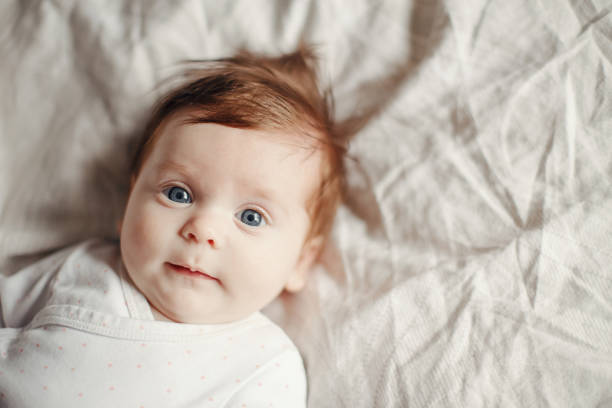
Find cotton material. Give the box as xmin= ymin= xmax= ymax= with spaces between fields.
xmin=0 ymin=240 xmax=306 ymax=407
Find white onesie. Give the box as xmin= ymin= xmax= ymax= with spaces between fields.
xmin=0 ymin=240 xmax=306 ymax=407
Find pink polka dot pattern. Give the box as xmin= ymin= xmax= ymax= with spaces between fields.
xmin=0 ymin=240 xmax=306 ymax=406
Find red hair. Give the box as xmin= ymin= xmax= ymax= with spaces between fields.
xmin=131 ymin=46 xmax=346 ymax=247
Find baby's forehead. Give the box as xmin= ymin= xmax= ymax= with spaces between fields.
xmin=151 ymin=116 xmax=324 ymax=177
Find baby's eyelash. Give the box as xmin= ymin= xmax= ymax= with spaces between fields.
xmin=237 ymin=204 xmax=273 ymax=226
xmin=236 ymin=208 xmax=266 ymax=227
xmin=163 ymin=186 xmax=192 ymax=204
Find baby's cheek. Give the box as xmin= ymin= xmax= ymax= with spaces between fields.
xmin=124 ymin=203 xmax=162 ymax=258
xmin=274 ymin=232 xmax=304 ymax=265
xmin=254 ymin=235 xmax=303 ymax=283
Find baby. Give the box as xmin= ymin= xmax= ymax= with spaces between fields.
xmin=0 ymin=47 xmax=345 ymax=407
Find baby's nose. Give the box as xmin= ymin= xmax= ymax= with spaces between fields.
xmin=179 ymin=214 xmax=224 ymax=249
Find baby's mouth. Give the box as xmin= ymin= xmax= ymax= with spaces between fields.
xmin=165 ymin=262 xmax=220 ymax=284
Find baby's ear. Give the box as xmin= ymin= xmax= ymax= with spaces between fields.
xmin=285 ymin=236 xmax=324 ymax=293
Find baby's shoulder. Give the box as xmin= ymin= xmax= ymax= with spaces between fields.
xmin=220 ymin=314 xmax=307 ymax=406
xmin=0 ymin=238 xmax=121 ymax=328
xmin=234 ymin=312 xmax=299 ymax=349
xmin=231 ymin=313 xmax=305 ymax=371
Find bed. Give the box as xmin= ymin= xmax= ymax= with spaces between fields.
xmin=1 ymin=1 xmax=611 ymax=406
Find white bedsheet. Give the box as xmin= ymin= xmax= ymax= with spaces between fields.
xmin=1 ymin=1 xmax=611 ymax=406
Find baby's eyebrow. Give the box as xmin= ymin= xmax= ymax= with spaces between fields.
xmin=156 ymin=161 xmax=193 ymax=178
xmin=242 ymin=183 xmax=276 ymax=203
xmin=236 ymin=178 xmax=288 ymax=216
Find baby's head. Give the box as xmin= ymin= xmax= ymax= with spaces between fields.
xmin=120 ymin=47 xmax=345 ymax=324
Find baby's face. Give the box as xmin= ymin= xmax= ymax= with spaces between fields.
xmin=120 ymin=113 xmax=322 ymax=324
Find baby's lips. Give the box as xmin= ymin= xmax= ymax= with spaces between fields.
xmin=166 ymin=262 xmax=221 ymax=283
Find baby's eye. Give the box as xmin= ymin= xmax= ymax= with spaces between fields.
xmin=238 ymin=209 xmax=266 ymax=227
xmin=163 ymin=186 xmax=192 ymax=204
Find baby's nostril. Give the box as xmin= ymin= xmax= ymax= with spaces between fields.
xmin=207 ymin=239 xmax=215 ymax=246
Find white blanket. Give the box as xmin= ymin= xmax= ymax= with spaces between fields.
xmin=1 ymin=1 xmax=611 ymax=406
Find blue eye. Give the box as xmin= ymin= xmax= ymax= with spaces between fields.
xmin=164 ymin=186 xmax=192 ymax=204
xmin=239 ymin=209 xmax=265 ymax=227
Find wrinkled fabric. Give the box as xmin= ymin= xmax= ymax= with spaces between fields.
xmin=1 ymin=1 xmax=611 ymax=407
